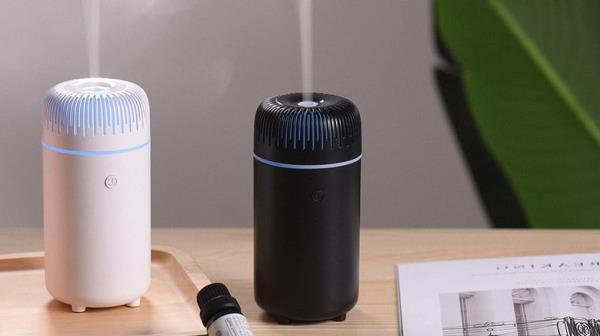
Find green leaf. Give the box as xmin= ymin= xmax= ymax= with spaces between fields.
xmin=437 ymin=0 xmax=600 ymax=228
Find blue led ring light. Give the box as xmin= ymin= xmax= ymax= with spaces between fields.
xmin=253 ymin=153 xmax=361 ymax=170
xmin=42 ymin=140 xmax=150 ymax=157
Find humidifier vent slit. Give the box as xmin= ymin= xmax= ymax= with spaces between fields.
xmin=54 ymin=98 xmax=59 ymax=130
xmin=116 ymin=93 xmax=124 ymax=131
xmin=136 ymin=97 xmax=143 ymax=129
xmin=61 ymin=94 xmax=67 ymax=134
xmin=293 ymin=112 xmax=300 ymax=149
xmin=277 ymin=108 xmax=286 ymax=141
xmin=256 ymin=108 xmax=265 ymax=141
xmin=76 ymin=96 xmax=86 ymax=136
xmin=125 ymin=99 xmax=131 ymax=133
xmin=132 ymin=93 xmax=140 ymax=129
xmin=127 ymin=93 xmax=134 ymax=129
xmin=323 ymin=113 xmax=331 ymax=149
xmin=81 ymin=98 xmax=91 ymax=136
xmin=84 ymin=98 xmax=90 ymax=137
xmin=309 ymin=112 xmax=315 ymax=150
xmin=306 ymin=111 xmax=311 ymax=143
xmin=54 ymin=99 xmax=60 ymax=133
xmin=81 ymin=97 xmax=87 ymax=136
xmin=109 ymin=97 xmax=115 ymax=130
xmin=65 ymin=104 xmax=71 ymax=135
xmin=51 ymin=100 xmax=56 ymax=130
xmin=80 ymin=96 xmax=87 ymax=136
xmin=268 ymin=111 xmax=276 ymax=146
xmin=95 ymin=96 xmax=100 ymax=136
xmin=79 ymin=98 xmax=88 ymax=136
xmin=89 ymin=97 xmax=94 ymax=136
xmin=98 ymin=97 xmax=103 ymax=135
xmin=297 ymin=111 xmax=303 ymax=147
xmin=338 ymin=109 xmax=347 ymax=145
xmin=68 ymin=105 xmax=74 ymax=136
xmin=127 ymin=94 xmax=139 ymax=131
xmin=87 ymin=96 xmax=92 ymax=136
xmin=58 ymin=102 xmax=64 ymax=134
xmin=305 ymin=111 xmax=311 ymax=148
xmin=60 ymin=95 xmax=67 ymax=132
xmin=90 ymin=97 xmax=95 ymax=136
xmin=65 ymin=103 xmax=70 ymax=135
xmin=272 ymin=112 xmax=278 ymax=145
xmin=308 ymin=111 xmax=315 ymax=144
xmin=70 ymin=95 xmax=81 ymax=136
xmin=88 ymin=97 xmax=93 ymax=136
xmin=278 ymin=109 xmax=285 ymax=147
xmin=59 ymin=103 xmax=64 ymax=134
xmin=337 ymin=117 xmax=344 ymax=148
xmin=106 ymin=97 xmax=111 ymax=135
xmin=120 ymin=94 xmax=128 ymax=132
xmin=291 ymin=113 xmax=297 ymax=149
xmin=120 ymin=107 xmax=124 ymax=134
xmin=283 ymin=112 xmax=290 ymax=149
xmin=124 ymin=95 xmax=134 ymax=131
xmin=121 ymin=97 xmax=127 ymax=132
xmin=278 ymin=110 xmax=285 ymax=148
xmin=90 ymin=97 xmax=100 ymax=136
xmin=136 ymin=95 xmax=142 ymax=129
xmin=102 ymin=97 xmax=108 ymax=136
xmin=74 ymin=98 xmax=79 ymax=136
xmin=261 ymin=106 xmax=271 ymax=143
xmin=138 ymin=95 xmax=145 ymax=129
xmin=273 ymin=115 xmax=285 ymax=146
xmin=327 ymin=113 xmax=335 ymax=149
xmin=302 ymin=111 xmax=307 ymax=150
xmin=285 ymin=109 xmax=294 ymax=147
xmin=282 ymin=108 xmax=293 ymax=148
xmin=266 ymin=107 xmax=274 ymax=143
xmin=48 ymin=99 xmax=54 ymax=132
xmin=132 ymin=95 xmax=140 ymax=131
xmin=300 ymin=111 xmax=307 ymax=150
xmin=314 ymin=112 xmax=320 ymax=149
xmin=281 ymin=108 xmax=291 ymax=146
xmin=255 ymin=112 xmax=262 ymax=143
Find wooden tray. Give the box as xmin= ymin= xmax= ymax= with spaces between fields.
xmin=0 ymin=246 xmax=209 ymax=336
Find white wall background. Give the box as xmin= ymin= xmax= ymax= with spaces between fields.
xmin=0 ymin=0 xmax=488 ymax=228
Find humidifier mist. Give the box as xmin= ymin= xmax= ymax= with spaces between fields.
xmin=82 ymin=0 xmax=100 ymax=77
xmin=298 ymin=0 xmax=314 ymax=103
xmin=297 ymin=100 xmax=320 ymax=108
xmin=43 ymin=77 xmax=151 ymax=313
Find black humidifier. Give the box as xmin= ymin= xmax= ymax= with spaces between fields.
xmin=253 ymin=92 xmax=361 ymax=323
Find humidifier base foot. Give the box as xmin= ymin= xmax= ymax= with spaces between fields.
xmin=71 ymin=305 xmax=86 ymax=313
xmin=272 ymin=313 xmax=347 ymax=324
xmin=126 ymin=298 xmax=141 ymax=308
xmin=332 ymin=313 xmax=346 ymax=322
xmin=273 ymin=315 xmax=292 ymax=325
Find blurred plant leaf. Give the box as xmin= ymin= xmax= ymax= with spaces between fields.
xmin=437 ymin=0 xmax=600 ymax=228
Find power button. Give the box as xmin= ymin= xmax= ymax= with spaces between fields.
xmin=104 ymin=175 xmax=118 ymax=189
xmin=311 ymin=190 xmax=325 ymax=202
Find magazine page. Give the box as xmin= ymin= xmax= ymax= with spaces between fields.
xmin=396 ymin=253 xmax=600 ymax=336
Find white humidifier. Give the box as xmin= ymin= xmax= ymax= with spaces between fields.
xmin=42 ymin=78 xmax=151 ymax=313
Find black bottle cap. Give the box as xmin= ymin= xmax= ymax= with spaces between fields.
xmin=254 ymin=92 xmax=362 ymax=165
xmin=197 ymin=283 xmax=242 ymax=327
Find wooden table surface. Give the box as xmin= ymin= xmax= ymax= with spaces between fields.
xmin=1 ymin=228 xmax=599 ymax=335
